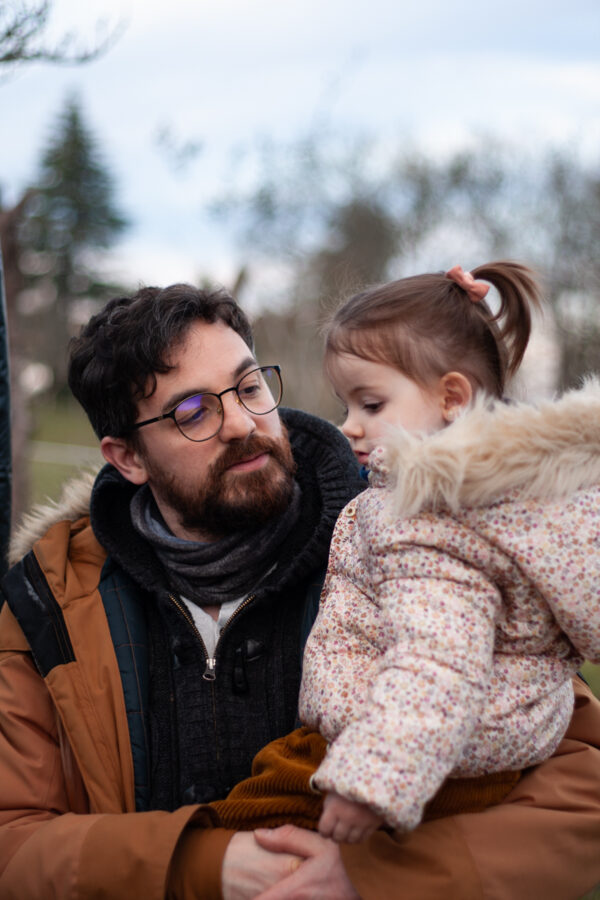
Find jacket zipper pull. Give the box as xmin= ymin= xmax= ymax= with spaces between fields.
xmin=203 ymin=657 xmax=217 ymax=681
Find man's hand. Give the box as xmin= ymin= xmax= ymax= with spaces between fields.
xmin=253 ymin=825 xmax=360 ymax=900
xmin=221 ymin=831 xmax=302 ymax=900
xmin=319 ymin=791 xmax=383 ymax=843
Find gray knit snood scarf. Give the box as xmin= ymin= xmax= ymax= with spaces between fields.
xmin=130 ymin=482 xmax=302 ymax=606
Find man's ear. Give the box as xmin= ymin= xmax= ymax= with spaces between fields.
xmin=439 ymin=372 xmax=473 ymax=423
xmin=100 ymin=436 xmax=149 ymax=485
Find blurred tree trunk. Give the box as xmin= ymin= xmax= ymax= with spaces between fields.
xmin=0 ymin=249 xmax=11 ymax=572
xmin=0 ymin=191 xmax=34 ymax=530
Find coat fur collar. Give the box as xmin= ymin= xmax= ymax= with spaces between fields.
xmin=9 ymin=470 xmax=97 ymax=567
xmin=380 ymin=378 xmax=600 ymax=517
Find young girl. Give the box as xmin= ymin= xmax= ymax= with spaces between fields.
xmin=297 ymin=260 xmax=600 ymax=842
xmin=214 ymin=260 xmax=600 ymax=846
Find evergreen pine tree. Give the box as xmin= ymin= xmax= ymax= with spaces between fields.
xmin=19 ymin=94 xmax=128 ymax=392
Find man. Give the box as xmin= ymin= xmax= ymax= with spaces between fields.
xmin=0 ymin=283 xmax=599 ymax=900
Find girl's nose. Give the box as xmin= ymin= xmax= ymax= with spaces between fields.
xmin=341 ymin=413 xmax=363 ymax=440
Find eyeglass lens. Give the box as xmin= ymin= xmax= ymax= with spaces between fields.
xmin=174 ymin=367 xmax=281 ymax=440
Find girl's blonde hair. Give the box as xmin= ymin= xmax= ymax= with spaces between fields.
xmin=324 ymin=261 xmax=541 ymax=398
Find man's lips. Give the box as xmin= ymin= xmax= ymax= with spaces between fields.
xmin=226 ymin=451 xmax=270 ymax=473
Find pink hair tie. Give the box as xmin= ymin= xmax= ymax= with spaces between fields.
xmin=446 ymin=265 xmax=489 ymax=303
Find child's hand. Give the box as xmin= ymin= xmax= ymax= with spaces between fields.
xmin=318 ymin=791 xmax=384 ymax=843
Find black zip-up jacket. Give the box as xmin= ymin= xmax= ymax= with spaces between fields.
xmin=89 ymin=407 xmax=363 ymax=810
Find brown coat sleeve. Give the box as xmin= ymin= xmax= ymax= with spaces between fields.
xmin=340 ymin=678 xmax=600 ymax=900
xmin=0 ymin=650 xmax=232 ymax=899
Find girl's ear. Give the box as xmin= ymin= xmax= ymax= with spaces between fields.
xmin=439 ymin=372 xmax=473 ymax=423
xmin=100 ymin=436 xmax=149 ymax=485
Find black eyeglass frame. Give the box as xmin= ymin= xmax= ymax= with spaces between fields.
xmin=128 ymin=365 xmax=282 ymax=443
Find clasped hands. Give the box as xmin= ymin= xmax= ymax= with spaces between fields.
xmin=222 ymin=791 xmax=381 ymax=899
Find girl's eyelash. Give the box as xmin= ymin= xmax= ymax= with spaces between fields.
xmin=363 ymin=402 xmax=383 ymax=413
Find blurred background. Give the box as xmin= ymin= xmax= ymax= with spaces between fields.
xmin=1 ymin=1 xmax=599 ymax=515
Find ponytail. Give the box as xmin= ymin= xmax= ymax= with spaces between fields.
xmin=470 ymin=261 xmax=542 ymax=380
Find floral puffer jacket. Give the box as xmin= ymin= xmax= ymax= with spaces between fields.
xmin=300 ymin=380 xmax=600 ymax=831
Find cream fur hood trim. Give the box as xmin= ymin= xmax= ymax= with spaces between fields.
xmin=9 ymin=470 xmax=97 ymax=566
xmin=382 ymin=378 xmax=600 ymax=517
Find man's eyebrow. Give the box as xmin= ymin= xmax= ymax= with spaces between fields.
xmin=161 ymin=355 xmax=258 ymax=413
xmin=233 ymin=356 xmax=258 ymax=380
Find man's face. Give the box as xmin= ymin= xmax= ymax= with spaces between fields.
xmin=130 ymin=320 xmax=295 ymax=541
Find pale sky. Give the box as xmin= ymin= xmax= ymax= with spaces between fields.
xmin=2 ymin=0 xmax=599 ymax=304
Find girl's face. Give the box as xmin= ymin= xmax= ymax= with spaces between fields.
xmin=327 ymin=353 xmax=447 ymax=466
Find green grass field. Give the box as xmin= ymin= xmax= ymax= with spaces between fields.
xmin=31 ymin=396 xmax=98 ymax=446
xmin=27 ymin=397 xmax=102 ymax=506
xmin=581 ymin=661 xmax=600 ymax=698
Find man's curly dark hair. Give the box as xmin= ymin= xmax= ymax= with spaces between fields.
xmin=68 ymin=283 xmax=254 ymax=440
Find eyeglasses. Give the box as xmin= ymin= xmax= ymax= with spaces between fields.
xmin=130 ymin=365 xmax=283 ymax=442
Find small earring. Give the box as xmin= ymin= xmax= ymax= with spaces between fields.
xmin=446 ymin=408 xmax=457 ymax=422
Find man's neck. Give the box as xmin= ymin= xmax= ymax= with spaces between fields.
xmin=153 ymin=496 xmax=217 ymax=544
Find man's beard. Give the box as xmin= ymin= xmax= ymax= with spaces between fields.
xmin=145 ymin=429 xmax=297 ymax=539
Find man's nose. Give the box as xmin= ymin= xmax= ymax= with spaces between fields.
xmin=218 ymin=391 xmax=257 ymax=442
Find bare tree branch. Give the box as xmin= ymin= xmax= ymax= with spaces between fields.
xmin=0 ymin=1 xmax=124 ymax=70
